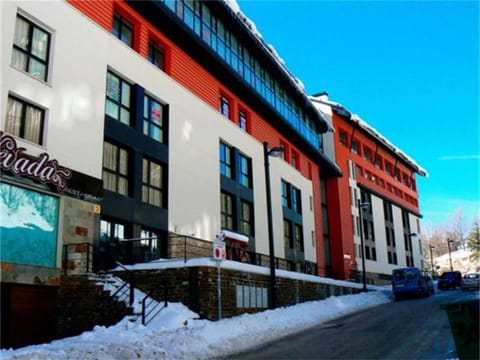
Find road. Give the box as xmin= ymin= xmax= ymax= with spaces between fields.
xmin=228 ymin=289 xmax=479 ymax=360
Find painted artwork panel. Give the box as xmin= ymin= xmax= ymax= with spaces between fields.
xmin=0 ymin=182 xmax=59 ymax=267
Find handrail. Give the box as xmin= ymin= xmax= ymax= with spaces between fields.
xmin=114 ymin=261 xmax=134 ymax=306
xmin=141 ymin=282 xmax=168 ymax=326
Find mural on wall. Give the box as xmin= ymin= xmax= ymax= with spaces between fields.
xmin=0 ymin=182 xmax=59 ymax=267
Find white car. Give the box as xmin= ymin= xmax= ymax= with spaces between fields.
xmin=461 ymin=272 xmax=480 ymax=291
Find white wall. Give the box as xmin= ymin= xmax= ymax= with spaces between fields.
xmin=1 ymin=0 xmax=106 ymax=179
xmin=1 ymin=0 xmax=318 ymax=261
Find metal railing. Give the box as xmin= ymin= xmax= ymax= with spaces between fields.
xmin=141 ymin=283 xmax=168 ymax=326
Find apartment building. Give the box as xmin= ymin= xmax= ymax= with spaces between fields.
xmin=1 ymin=0 xmax=341 ymax=346
xmin=312 ymin=93 xmax=427 ymax=284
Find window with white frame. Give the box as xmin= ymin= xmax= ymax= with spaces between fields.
xmin=5 ymin=95 xmax=45 ymax=145
xmin=11 ymin=14 xmax=51 ymax=81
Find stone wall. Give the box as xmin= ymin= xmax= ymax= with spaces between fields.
xmin=56 ymin=275 xmax=133 ymax=339
xmin=116 ymin=265 xmax=361 ymax=321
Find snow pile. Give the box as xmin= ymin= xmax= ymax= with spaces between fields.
xmin=1 ymin=291 xmax=392 ymax=359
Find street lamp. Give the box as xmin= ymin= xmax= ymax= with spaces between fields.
xmin=357 ymin=199 xmax=371 ymax=292
xmin=447 ymin=239 xmax=454 ymax=271
xmin=408 ymin=233 xmax=417 ymax=267
xmin=429 ymin=245 xmax=435 ymax=277
xmin=263 ymin=141 xmax=284 ymax=309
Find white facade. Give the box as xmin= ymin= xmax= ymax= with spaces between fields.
xmin=1 ymin=0 xmax=317 ymax=262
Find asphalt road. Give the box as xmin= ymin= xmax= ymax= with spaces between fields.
xmin=227 ymin=289 xmax=479 ymax=360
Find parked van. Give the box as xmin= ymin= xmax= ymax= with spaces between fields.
xmin=392 ymin=267 xmax=435 ymax=300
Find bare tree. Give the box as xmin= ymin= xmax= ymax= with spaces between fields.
xmin=446 ymin=208 xmax=467 ymax=249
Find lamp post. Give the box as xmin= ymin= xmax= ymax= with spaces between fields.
xmin=447 ymin=239 xmax=454 ymax=271
xmin=408 ymin=233 xmax=417 ymax=267
xmin=263 ymin=141 xmax=284 ymax=309
xmin=429 ymin=245 xmax=435 ymax=277
xmin=357 ymin=199 xmax=370 ymax=292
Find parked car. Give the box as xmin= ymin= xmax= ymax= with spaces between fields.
xmin=392 ymin=267 xmax=435 ymax=300
xmin=461 ymin=272 xmax=480 ymax=291
xmin=438 ymin=271 xmax=462 ymax=290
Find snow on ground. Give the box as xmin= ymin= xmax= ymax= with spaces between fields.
xmin=1 ymin=289 xmax=392 ymax=360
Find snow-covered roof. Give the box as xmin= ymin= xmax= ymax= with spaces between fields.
xmin=310 ymin=95 xmax=428 ymax=177
xmin=222 ymin=0 xmax=327 ymax=129
xmin=350 ymin=113 xmax=428 ymax=177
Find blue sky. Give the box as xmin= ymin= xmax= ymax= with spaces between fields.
xmin=237 ymin=0 xmax=479 ymax=231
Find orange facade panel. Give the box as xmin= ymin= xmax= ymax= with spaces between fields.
xmin=67 ymin=0 xmax=327 ymax=271
xmin=333 ymin=113 xmax=420 ymax=213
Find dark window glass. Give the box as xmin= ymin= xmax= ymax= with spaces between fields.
xmin=112 ymin=13 xmax=133 ymax=47
xmin=11 ymin=14 xmax=50 ymax=81
xmin=148 ymin=40 xmax=166 ymax=71
xmin=5 ymin=95 xmax=44 ymax=145
xmin=339 ymin=131 xmax=347 ymax=145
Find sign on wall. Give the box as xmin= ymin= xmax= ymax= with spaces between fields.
xmin=0 ymin=182 xmax=59 ymax=267
xmin=0 ymin=132 xmax=72 ymax=191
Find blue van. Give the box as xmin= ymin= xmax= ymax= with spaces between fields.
xmin=392 ymin=267 xmax=435 ymax=300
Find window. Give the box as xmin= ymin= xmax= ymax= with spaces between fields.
xmin=112 ymin=13 xmax=133 ymax=47
xmin=281 ymin=180 xmax=301 ymax=214
xmin=291 ymin=150 xmax=299 ymax=170
xmin=220 ymin=95 xmax=230 ymax=119
xmin=385 ymin=161 xmax=393 ymax=176
xmin=363 ymin=147 xmax=372 ymax=162
xmin=238 ymin=153 xmax=252 ymax=188
xmin=238 ymin=109 xmax=248 ymax=131
xmin=339 ymin=130 xmax=347 ymax=145
xmin=140 ymin=228 xmax=160 ymax=261
xmin=291 ymin=187 xmax=302 ymax=214
xmin=375 ymin=155 xmax=383 ymax=169
xmin=284 ymin=219 xmax=293 ymax=249
xmin=351 ymin=139 xmax=359 ymax=154
xmin=143 ymin=94 xmax=164 ymax=143
xmin=100 ymin=219 xmax=126 ymax=244
xmin=103 ymin=141 xmax=129 ymax=196
xmin=142 ymin=158 xmax=163 ymax=207
xmin=294 ymin=224 xmax=304 ymax=252
xmin=219 ymin=142 xmax=233 ymax=179
xmin=148 ymin=39 xmax=166 ymax=71
xmin=5 ymin=95 xmax=45 ymax=145
xmin=281 ymin=181 xmax=290 ymax=208
xmin=105 ymin=71 xmax=131 ymax=125
xmin=220 ymin=192 xmax=234 ymax=230
xmin=219 ymin=142 xmax=252 ymax=187
xmin=11 ymin=14 xmax=50 ymax=81
xmin=240 ymin=200 xmax=253 ymax=236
